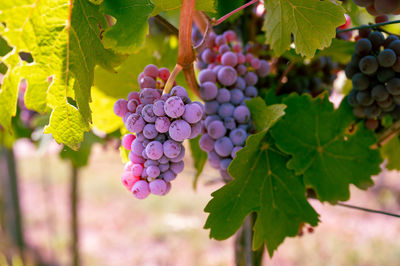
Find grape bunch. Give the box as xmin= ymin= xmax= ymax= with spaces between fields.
xmin=113 ymin=65 xmax=204 ymax=199
xmin=345 ymin=29 xmax=400 ymax=129
xmin=352 ymin=0 xmax=400 ymax=15
xmin=196 ymin=30 xmax=270 ymax=180
xmin=268 ymin=56 xmax=339 ymax=97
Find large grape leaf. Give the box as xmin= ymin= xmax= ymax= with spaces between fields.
xmin=262 ymin=0 xmax=345 ymax=57
xmin=0 ymin=0 xmax=120 ymax=149
xmin=205 ymin=98 xmax=319 ymax=256
xmin=381 ymin=136 xmax=400 ymax=171
xmin=151 ymin=0 xmax=215 ymax=15
xmin=271 ymin=94 xmax=383 ymax=203
xmin=100 ymin=0 xmax=154 ymax=53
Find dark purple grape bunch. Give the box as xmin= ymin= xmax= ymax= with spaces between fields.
xmin=352 ymin=0 xmax=400 ymax=16
xmin=113 ymin=64 xmax=204 ymax=199
xmin=197 ymin=30 xmax=270 ymax=180
xmin=345 ymin=29 xmax=400 ymax=129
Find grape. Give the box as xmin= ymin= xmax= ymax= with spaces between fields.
xmin=162 ymin=170 xmax=176 ymax=182
xmin=244 ymin=72 xmax=258 ymax=86
xmin=345 ymin=64 xmax=358 ymax=79
xmin=163 ymin=140 xmax=182 ymax=159
xmin=217 ymin=88 xmax=231 ymax=103
xmin=392 ymin=57 xmax=400 ymax=72
xmin=183 ymin=103 xmax=203 ymax=124
xmin=164 ymin=96 xmax=185 ymax=118
xmin=229 ymin=128 xmax=247 ymax=146
xmin=377 ymin=96 xmax=393 ymax=108
xmin=171 ymin=86 xmax=189 ymax=99
xmin=169 ymin=120 xmax=191 ymax=142
xmin=217 ymin=66 xmax=238 ymax=86
xmin=205 ymin=101 xmax=219 ymax=115
xmin=236 ymin=64 xmax=247 ymax=76
xmin=145 ymin=141 xmax=163 ymax=160
xmin=207 ymin=120 xmax=227 ymax=139
xmin=365 ymin=119 xmax=379 ymax=130
xmin=189 ymin=122 xmax=202 ymax=139
xmin=159 ymin=163 xmax=169 ymax=173
xmin=364 ymin=104 xmax=381 ymax=118
xmin=170 ymin=147 xmax=186 ymax=163
xmin=200 ymin=134 xmax=215 ymax=152
xmin=154 ymin=116 xmax=170 ymax=133
xmin=200 ymin=82 xmax=218 ymax=101
xmin=256 ymin=60 xmax=270 ymax=77
xmin=369 ymin=31 xmax=385 ymax=49
xmin=347 ymin=90 xmax=360 ymax=107
xmin=221 ymin=52 xmax=238 ymax=67
xmin=126 ymin=113 xmax=145 ymax=133
xmin=147 ymin=165 xmax=161 ymax=178
xmin=153 ymin=100 xmax=165 ymax=116
xmin=132 ymin=164 xmax=143 ymax=176
xmin=214 ymin=137 xmax=234 ymax=157
xmin=143 ymin=124 xmax=158 ymax=139
xmin=141 ymin=104 xmax=156 ymax=123
xmin=158 ymin=68 xmax=170 ymax=81
xmin=389 ymin=40 xmax=400 ymax=55
xmin=140 ymin=88 xmax=160 ymax=104
xmin=378 ymin=49 xmax=397 ymax=67
xmin=208 ymin=151 xmax=222 ymax=169
xmin=384 ymin=35 xmax=399 ymax=48
xmin=132 ymin=180 xmax=150 ymax=199
xmin=205 ymin=115 xmax=221 ymax=128
xmin=352 ymin=0 xmax=373 ymax=7
xmin=387 ymin=78 xmax=400 ymax=95
xmin=218 ymin=103 xmax=235 ymax=117
xmin=230 ymin=89 xmax=244 ymax=105
xmin=149 ymin=179 xmax=167 ymax=195
xmin=122 ymin=134 xmax=135 ymax=150
xmin=139 ymin=76 xmax=157 ymax=89
xmin=377 ymin=68 xmax=395 ymax=82
xmin=359 ymin=55 xmax=378 ymax=74
xmin=199 ymin=69 xmax=217 ymax=83
xmin=233 ymin=105 xmax=251 ymax=123
xmin=219 ymin=44 xmax=231 ymax=54
xmin=215 ymin=35 xmax=227 ymax=46
xmin=359 ymin=27 xmax=372 ymax=38
xmin=144 ymin=64 xmax=159 ymax=78
xmin=251 ymin=58 xmax=261 ymax=69
xmin=353 ymin=106 xmax=366 ymax=118
xmin=201 ymin=48 xmax=216 ymax=63
xmin=113 ymin=99 xmax=128 ymax=117
xmin=245 ymin=86 xmax=258 ymax=97
xmin=371 ymin=85 xmax=389 ymax=101
xmin=356 ymin=91 xmax=374 ymax=106
xmin=355 ymin=38 xmax=372 ymax=55
xmin=121 ymin=172 xmax=138 ymax=190
xmin=352 ymin=73 xmax=370 ymax=91
xmin=170 ymin=161 xmax=184 ymax=175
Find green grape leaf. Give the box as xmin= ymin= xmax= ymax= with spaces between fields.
xmin=381 ymin=136 xmax=400 ymax=171
xmin=271 ymin=94 xmax=383 ymax=203
xmin=262 ymin=0 xmax=345 ymax=57
xmin=205 ymin=99 xmax=319 ymax=257
xmin=0 ymin=0 xmax=121 ymax=149
xmin=100 ymin=0 xmax=154 ymax=53
xmin=189 ymin=136 xmax=207 ymax=189
xmin=44 ymin=105 xmax=90 ymax=151
xmin=214 ymin=0 xmax=245 ymax=17
xmin=60 ymin=132 xmax=103 ymax=168
xmin=151 ymin=0 xmax=215 ymax=15
xmin=317 ymin=39 xmax=356 ymax=64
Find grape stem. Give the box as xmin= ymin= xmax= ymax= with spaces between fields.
xmin=371 ymin=120 xmax=400 ymax=149
xmin=336 ymin=19 xmax=400 ymax=34
xmin=164 ymin=64 xmax=183 ymax=94
xmin=212 ymin=0 xmax=259 ymax=26
xmin=193 ymin=11 xmax=208 ymax=35
xmin=275 ymin=61 xmax=296 ymax=95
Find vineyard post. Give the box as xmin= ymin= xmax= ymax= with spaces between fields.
xmin=70 ymin=164 xmax=80 ymax=266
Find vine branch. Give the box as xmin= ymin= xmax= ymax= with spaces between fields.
xmin=371 ymin=120 xmax=400 ymax=149
xmin=154 ymin=15 xmax=179 ymax=36
xmin=275 ymin=61 xmax=295 ymax=95
xmin=212 ymin=0 xmax=259 ymax=26
xmin=336 ymin=19 xmax=400 ymax=34
xmin=336 ymin=202 xmax=400 ymax=218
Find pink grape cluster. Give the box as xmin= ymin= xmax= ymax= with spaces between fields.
xmin=114 ymin=65 xmax=204 ymax=199
xmin=197 ymin=30 xmax=270 ymax=180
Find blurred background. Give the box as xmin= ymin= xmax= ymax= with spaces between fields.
xmin=1 ymin=138 xmax=400 ymax=266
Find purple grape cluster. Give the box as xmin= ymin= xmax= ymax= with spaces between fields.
xmin=114 ymin=65 xmax=204 ymax=199
xmin=345 ymin=29 xmax=400 ymax=129
xmin=197 ymin=30 xmax=270 ymax=180
xmin=352 ymin=0 xmax=400 ymax=16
